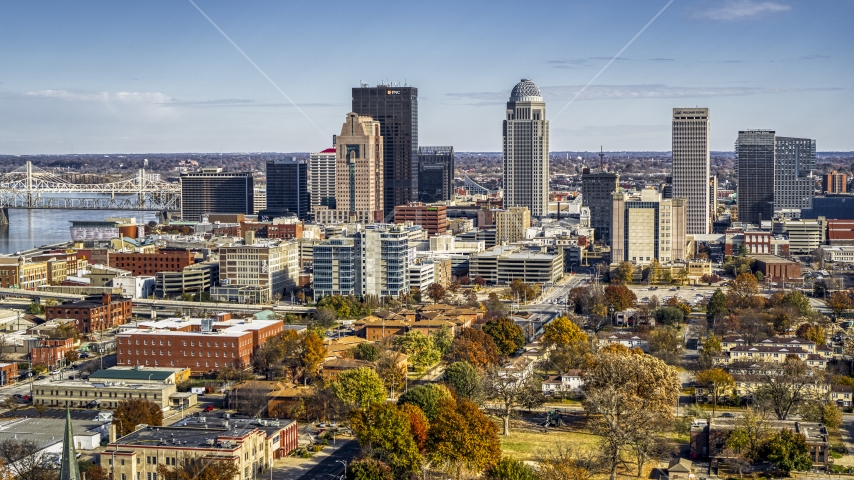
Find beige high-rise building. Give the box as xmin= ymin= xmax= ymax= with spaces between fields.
xmin=496 ymin=206 xmax=531 ymax=244
xmin=611 ymin=189 xmax=687 ymax=266
xmin=503 ymin=79 xmax=549 ymax=218
xmin=672 ymin=108 xmax=710 ymax=234
xmin=314 ymin=113 xmax=384 ymax=224
xmin=309 ymin=148 xmax=337 ymax=210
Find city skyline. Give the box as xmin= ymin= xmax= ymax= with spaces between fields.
xmin=0 ymin=1 xmax=851 ymax=154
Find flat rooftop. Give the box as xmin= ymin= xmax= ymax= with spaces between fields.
xmin=34 ymin=379 xmax=174 ymax=391
xmin=114 ymin=416 xmax=295 ymax=448
xmin=0 ymin=416 xmax=108 ymax=450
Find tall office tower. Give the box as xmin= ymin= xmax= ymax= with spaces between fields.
xmin=180 ymin=168 xmax=254 ymax=221
xmin=709 ymin=175 xmax=719 ymax=224
xmin=352 ymin=84 xmax=418 ymax=216
xmin=418 ymin=146 xmax=454 ymax=202
xmin=581 ymin=169 xmax=620 ymax=244
xmin=736 ymin=130 xmax=776 ymax=225
xmin=265 ymin=158 xmax=310 ymax=220
xmin=672 ymin=108 xmax=711 ymax=234
xmin=309 ymin=148 xmax=337 ymax=210
xmin=774 ymin=137 xmax=816 ymax=211
xmin=503 ymin=79 xmax=549 ymax=217
xmin=611 ymin=189 xmax=687 ymax=265
xmin=314 ymin=113 xmax=384 ymax=224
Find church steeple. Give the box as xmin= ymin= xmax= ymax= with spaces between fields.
xmin=59 ymin=408 xmax=81 ymax=480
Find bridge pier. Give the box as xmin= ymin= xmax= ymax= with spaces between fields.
xmin=0 ymin=208 xmax=7 ymax=226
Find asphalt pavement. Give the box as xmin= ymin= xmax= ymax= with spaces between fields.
xmin=275 ymin=440 xmax=359 ymax=480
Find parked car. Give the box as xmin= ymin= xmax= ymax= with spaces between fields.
xmin=204 ymin=405 xmax=214 ymax=412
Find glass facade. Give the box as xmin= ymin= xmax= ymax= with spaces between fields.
xmin=265 ymin=158 xmax=310 ymax=220
xmin=418 ymin=146 xmax=454 ymax=203
xmin=736 ymin=130 xmax=776 ymax=224
xmin=351 ymin=86 xmax=418 ymax=215
xmin=180 ymin=171 xmax=254 ymax=221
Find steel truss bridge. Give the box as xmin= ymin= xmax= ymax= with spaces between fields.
xmin=0 ymin=161 xmax=181 ymax=212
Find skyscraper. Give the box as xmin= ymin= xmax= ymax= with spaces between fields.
xmin=310 ymin=148 xmax=337 ymax=211
xmin=265 ymin=158 xmax=309 ymax=220
xmin=503 ymin=79 xmax=549 ymax=218
xmin=611 ymin=189 xmax=687 ymax=265
xmin=774 ymin=136 xmax=816 ymax=211
xmin=581 ymin=169 xmax=620 ymax=244
xmin=314 ymin=113 xmax=384 ymax=224
xmin=736 ymin=130 xmax=776 ymax=224
xmin=352 ymin=84 xmax=418 ymax=216
xmin=672 ymin=108 xmax=711 ymax=234
xmin=180 ymin=168 xmax=254 ymax=221
xmin=418 ymin=146 xmax=454 ymax=202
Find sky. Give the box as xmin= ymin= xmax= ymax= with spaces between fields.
xmin=0 ymin=0 xmax=851 ymax=154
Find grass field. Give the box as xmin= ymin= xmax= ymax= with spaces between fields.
xmin=498 ymin=423 xmax=601 ymax=461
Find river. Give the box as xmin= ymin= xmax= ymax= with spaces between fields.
xmin=0 ymin=208 xmax=156 ymax=254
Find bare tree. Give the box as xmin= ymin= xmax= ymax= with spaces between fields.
xmin=482 ymin=367 xmax=545 ymax=436
xmin=0 ymin=439 xmax=55 ymax=480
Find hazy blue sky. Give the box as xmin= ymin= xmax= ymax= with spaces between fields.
xmin=0 ymin=0 xmax=850 ymax=154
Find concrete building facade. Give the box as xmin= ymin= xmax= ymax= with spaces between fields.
xmin=611 ymin=189 xmax=687 ymax=266
xmin=774 ymin=136 xmax=816 ymax=212
xmin=672 ymin=108 xmax=711 ymax=234
xmin=314 ymin=113 xmax=384 ymax=224
xmin=503 ymin=79 xmax=549 ymax=218
xmin=309 ymin=148 xmax=337 ymax=210
xmin=495 ymin=207 xmax=531 ymax=245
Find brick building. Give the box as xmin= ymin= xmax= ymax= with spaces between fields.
xmin=828 ymin=220 xmax=854 ymax=245
xmin=394 ymin=203 xmax=448 ymax=236
xmin=108 ymin=249 xmax=195 ymax=276
xmin=30 ymin=338 xmax=75 ymax=368
xmin=823 ymin=171 xmax=848 ymax=194
xmin=116 ymin=316 xmax=285 ymax=374
xmin=752 ymin=254 xmax=802 ymax=281
xmin=0 ymin=257 xmax=49 ymax=289
xmin=45 ymin=293 xmax=133 ymax=334
xmin=0 ymin=363 xmax=17 ymax=386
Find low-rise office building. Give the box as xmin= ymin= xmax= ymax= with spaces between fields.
xmin=32 ymin=379 xmax=179 ymax=409
xmin=45 ymin=293 xmax=133 ymax=334
xmin=155 ymin=261 xmax=219 ymax=299
xmin=108 ymin=249 xmax=195 ymax=276
xmin=116 ymin=316 xmax=284 ymax=374
xmin=469 ymin=245 xmax=563 ymax=285
xmin=101 ymin=416 xmax=298 ymax=479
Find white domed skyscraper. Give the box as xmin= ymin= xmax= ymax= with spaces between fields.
xmin=503 ymin=79 xmax=549 ymax=218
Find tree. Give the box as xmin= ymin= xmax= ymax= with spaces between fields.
xmin=698 ymin=334 xmax=723 ymax=370
xmin=509 ymin=279 xmax=540 ymax=303
xmin=445 ymin=328 xmax=499 ymax=368
xmin=648 ymin=259 xmax=663 ymax=284
xmin=397 ymin=384 xmax=452 ymax=421
xmin=604 ymin=284 xmax=637 ymax=312
xmin=796 ymin=322 xmax=826 ymax=346
xmin=663 ymin=297 xmax=691 ymax=318
xmin=79 ymin=462 xmax=108 ymax=480
xmin=63 ymin=350 xmax=79 ymax=365
xmin=25 ymin=302 xmax=44 ymax=315
xmin=727 ymin=272 xmax=761 ymax=309
xmin=427 ymin=283 xmax=447 ymax=303
xmin=799 ymin=400 xmax=843 ymax=429
xmin=473 ymin=276 xmax=487 ymax=287
xmin=302 ymin=331 xmax=328 ymax=379
xmin=779 ymin=291 xmax=813 ymax=317
xmin=346 ymin=459 xmax=393 ymax=480
xmin=353 ymin=343 xmax=380 ymax=362
xmin=430 ymin=325 xmax=454 ymax=356
xmin=543 ymin=316 xmax=587 ymax=347
xmin=647 ymin=327 xmax=681 ymax=365
xmin=695 ymin=368 xmax=734 ymax=415
xmin=483 ymin=318 xmax=525 ymax=355
xmin=305 ymin=386 xmax=346 ymax=422
xmin=426 ymin=397 xmax=501 ymax=478
xmin=761 ymin=429 xmax=813 ymax=474
xmin=350 ymin=403 xmax=422 ymax=475
xmin=0 ymin=439 xmax=55 ymax=480
xmin=726 ymin=409 xmax=770 ymax=461
xmin=483 ymin=292 xmax=508 ymax=320
xmin=331 ymin=367 xmax=386 ymax=409
xmin=813 ymin=279 xmax=828 ymax=298
xmin=706 ymin=288 xmax=729 ymax=326
xmin=483 ymin=366 xmax=546 ymax=435
xmin=616 ymin=261 xmax=634 ymax=283
xmin=581 ymin=348 xmax=680 ymax=480
xmin=375 ymin=349 xmax=407 ymax=398
xmin=397 ymin=403 xmax=429 ymax=453
xmin=393 ymin=331 xmax=440 ymax=371
xmin=485 ymin=457 xmax=538 ymax=480
xmin=52 ymin=322 xmax=80 ymax=341
xmin=827 ymin=291 xmax=853 ymax=317
xmin=114 ymin=398 xmax=163 ymax=436
xmin=156 ymin=458 xmax=240 ymax=480
xmin=733 ymin=357 xmax=818 ymax=420
xmin=313 ymin=307 xmax=337 ymax=329
xmin=443 ymin=361 xmax=484 ymax=403
xmin=537 ymin=445 xmax=596 ymax=480
xmin=654 ymin=307 xmax=684 ymax=326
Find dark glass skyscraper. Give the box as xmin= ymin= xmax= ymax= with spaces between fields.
xmin=418 ymin=146 xmax=454 ymax=203
xmin=352 ymin=85 xmax=418 ymax=216
xmin=180 ymin=168 xmax=254 ymax=221
xmin=265 ymin=158 xmax=309 ymax=220
xmin=736 ymin=130 xmax=776 ymax=224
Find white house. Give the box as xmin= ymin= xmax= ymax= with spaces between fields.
xmin=541 ymin=369 xmax=583 ymax=396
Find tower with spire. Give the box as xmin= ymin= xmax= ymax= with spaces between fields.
xmin=59 ymin=408 xmax=81 ymax=480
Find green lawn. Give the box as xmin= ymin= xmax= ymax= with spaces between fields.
xmin=499 ymin=428 xmax=601 ymax=461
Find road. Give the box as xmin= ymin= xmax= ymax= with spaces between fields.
xmin=508 ymin=273 xmax=590 ymax=337
xmin=275 ymin=440 xmax=359 ymax=480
